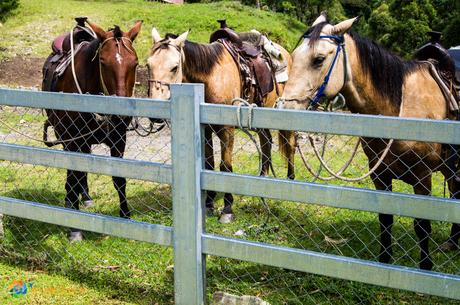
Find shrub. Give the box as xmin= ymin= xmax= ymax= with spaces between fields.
xmin=0 ymin=0 xmax=19 ymax=22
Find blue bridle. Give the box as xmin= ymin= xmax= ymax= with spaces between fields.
xmin=303 ymin=34 xmax=346 ymax=107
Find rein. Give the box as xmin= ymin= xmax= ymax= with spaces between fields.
xmin=42 ymin=29 xmax=137 ymax=147
xmin=291 ymin=34 xmax=395 ymax=182
xmin=93 ymin=36 xmax=136 ymax=96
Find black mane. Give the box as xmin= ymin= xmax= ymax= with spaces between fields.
xmin=153 ymin=34 xmax=224 ymax=79
xmin=349 ymin=32 xmax=421 ymax=106
xmin=111 ymin=25 xmax=122 ymax=39
xmin=303 ymin=21 xmax=329 ymax=46
xmin=183 ymin=40 xmax=224 ymax=77
xmin=304 ymin=22 xmax=422 ymax=106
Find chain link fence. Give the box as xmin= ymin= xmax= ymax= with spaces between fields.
xmin=0 ymin=87 xmax=459 ymax=304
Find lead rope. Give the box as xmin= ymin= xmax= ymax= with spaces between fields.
xmin=232 ymin=97 xmax=272 ymax=227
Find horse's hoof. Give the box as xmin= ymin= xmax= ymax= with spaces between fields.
xmin=439 ymin=241 xmax=459 ymax=252
xmin=419 ymin=258 xmax=433 ymax=270
xmin=378 ymin=251 xmax=392 ymax=264
xmin=82 ymin=200 xmax=95 ymax=209
xmin=206 ymin=207 xmax=215 ymax=217
xmin=219 ymin=213 xmax=234 ymax=224
xmin=69 ymin=231 xmax=83 ymax=243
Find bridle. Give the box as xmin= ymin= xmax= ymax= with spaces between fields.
xmin=93 ymin=36 xmax=137 ymax=96
xmin=277 ymin=33 xmax=348 ymax=110
xmin=306 ymin=34 xmax=347 ymax=108
xmin=147 ymin=41 xmax=184 ymax=97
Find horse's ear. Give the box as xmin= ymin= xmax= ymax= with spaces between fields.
xmin=86 ymin=21 xmax=107 ymax=41
xmin=151 ymin=27 xmax=162 ymax=43
xmin=127 ymin=20 xmax=143 ymax=42
xmin=332 ymin=17 xmax=359 ymax=35
xmin=312 ymin=11 xmax=327 ymax=26
xmin=171 ymin=30 xmax=189 ymax=48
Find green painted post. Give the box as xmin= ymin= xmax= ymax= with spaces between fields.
xmin=170 ymin=84 xmax=206 ymax=305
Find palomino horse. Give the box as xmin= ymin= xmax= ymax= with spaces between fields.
xmin=42 ymin=20 xmax=142 ymax=241
xmin=278 ymin=14 xmax=460 ymax=270
xmin=147 ymin=28 xmax=292 ymax=223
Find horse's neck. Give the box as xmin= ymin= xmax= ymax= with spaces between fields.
xmin=74 ymin=44 xmax=101 ymax=94
xmin=183 ymin=45 xmax=241 ymax=101
xmin=342 ymin=36 xmax=400 ymax=116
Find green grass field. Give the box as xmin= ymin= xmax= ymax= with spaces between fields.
xmin=0 ymin=1 xmax=459 ymax=304
xmin=0 ymin=0 xmax=304 ymax=62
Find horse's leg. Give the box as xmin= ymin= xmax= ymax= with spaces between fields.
xmin=204 ymin=126 xmax=216 ymax=215
xmin=64 ymin=143 xmax=85 ymax=242
xmin=258 ymin=128 xmax=272 ymax=177
xmin=439 ymin=166 xmax=460 ymax=251
xmin=279 ymin=130 xmax=296 ymax=180
xmin=109 ymin=123 xmax=129 ymax=218
xmin=217 ymin=126 xmax=235 ymax=223
xmin=374 ymin=177 xmax=394 ymax=264
xmin=445 ymin=224 xmax=460 ymax=250
xmin=413 ymin=179 xmax=433 ymax=270
xmin=80 ymin=143 xmax=94 ymax=208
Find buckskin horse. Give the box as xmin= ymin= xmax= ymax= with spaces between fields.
xmin=147 ymin=26 xmax=292 ymax=223
xmin=278 ymin=14 xmax=460 ymax=270
xmin=42 ymin=18 xmax=142 ymax=241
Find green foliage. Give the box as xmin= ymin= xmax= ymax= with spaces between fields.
xmin=239 ymin=0 xmax=459 ymax=57
xmin=0 ymin=0 xmax=19 ymax=22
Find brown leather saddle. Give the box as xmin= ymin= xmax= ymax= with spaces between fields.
xmin=414 ymin=31 xmax=460 ymax=107
xmin=42 ymin=17 xmax=96 ymax=92
xmin=209 ymin=20 xmax=274 ymax=105
xmin=414 ymin=32 xmax=460 ymax=177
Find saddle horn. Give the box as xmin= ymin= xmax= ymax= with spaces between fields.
xmin=75 ymin=17 xmax=87 ymax=27
xmin=217 ymin=19 xmax=228 ymax=29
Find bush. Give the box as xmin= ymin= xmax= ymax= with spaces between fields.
xmin=0 ymin=0 xmax=19 ymax=22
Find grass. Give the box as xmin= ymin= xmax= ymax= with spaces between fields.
xmin=0 ymin=0 xmax=305 ymax=62
xmin=0 ymin=111 xmax=458 ymax=304
xmin=0 ymin=1 xmax=459 ymax=304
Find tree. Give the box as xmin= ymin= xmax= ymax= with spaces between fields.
xmin=0 ymin=0 xmax=18 ymax=22
xmin=367 ymin=3 xmax=396 ymax=48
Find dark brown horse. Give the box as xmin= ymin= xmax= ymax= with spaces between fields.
xmin=42 ymin=19 xmax=142 ymax=241
xmin=280 ymin=14 xmax=460 ymax=270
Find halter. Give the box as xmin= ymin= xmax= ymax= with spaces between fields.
xmin=93 ymin=36 xmax=136 ymax=96
xmin=147 ymin=41 xmax=184 ymax=96
xmin=304 ymin=34 xmax=347 ymax=107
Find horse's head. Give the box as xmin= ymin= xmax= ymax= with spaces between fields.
xmin=279 ymin=14 xmax=358 ymax=110
xmin=87 ymin=20 xmax=142 ymax=97
xmin=147 ymin=28 xmax=189 ymax=100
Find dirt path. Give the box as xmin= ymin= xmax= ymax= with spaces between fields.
xmin=0 ymin=57 xmax=43 ymax=89
xmin=0 ymin=56 xmax=149 ymax=92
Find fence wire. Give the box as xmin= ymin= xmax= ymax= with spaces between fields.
xmin=204 ymin=122 xmax=460 ymax=304
xmin=0 ymin=95 xmax=459 ymax=304
xmin=0 ymin=100 xmax=174 ymax=304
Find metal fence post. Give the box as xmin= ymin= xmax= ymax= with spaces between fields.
xmin=170 ymin=83 xmax=206 ymax=305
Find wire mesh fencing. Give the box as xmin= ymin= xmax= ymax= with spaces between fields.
xmin=203 ymin=122 xmax=460 ymax=304
xmin=0 ymin=98 xmax=175 ymax=303
xmin=0 ymin=91 xmax=459 ymax=304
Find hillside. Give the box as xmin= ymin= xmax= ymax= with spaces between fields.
xmin=0 ymin=0 xmax=305 ymax=63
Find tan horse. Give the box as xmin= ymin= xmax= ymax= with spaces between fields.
xmin=147 ymin=28 xmax=292 ymax=222
xmin=279 ymin=14 xmax=460 ymax=270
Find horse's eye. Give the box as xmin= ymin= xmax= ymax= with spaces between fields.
xmin=313 ymin=57 xmax=325 ymax=67
xmin=171 ymin=66 xmax=178 ymax=73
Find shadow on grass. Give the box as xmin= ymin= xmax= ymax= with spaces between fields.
xmin=0 ymin=187 xmax=175 ymax=304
